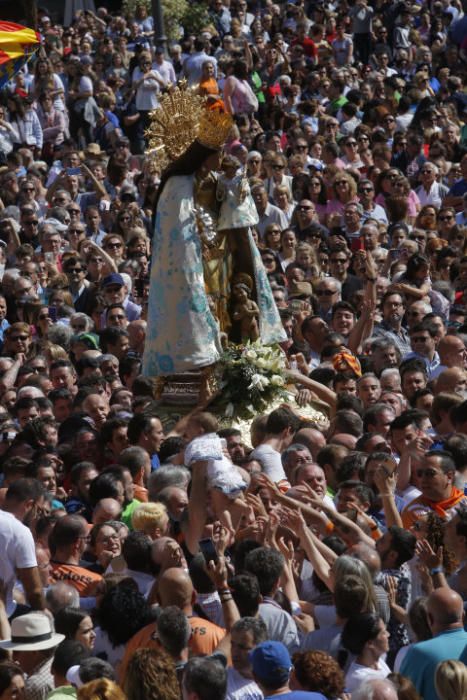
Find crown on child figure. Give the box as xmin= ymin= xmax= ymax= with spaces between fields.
xmin=145 ymin=80 xmax=233 ymax=170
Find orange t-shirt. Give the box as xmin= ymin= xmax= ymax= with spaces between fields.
xmin=50 ymin=562 xmax=103 ymax=596
xmin=133 ymin=484 xmax=148 ymax=502
xmin=119 ymin=616 xmax=226 ymax=683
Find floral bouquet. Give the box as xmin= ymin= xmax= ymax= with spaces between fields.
xmin=213 ymin=342 xmax=289 ymax=420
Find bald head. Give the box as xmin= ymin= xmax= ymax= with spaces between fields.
xmin=157 ymin=567 xmax=193 ymax=609
xmin=427 ymin=587 xmax=464 ymax=631
xmin=435 ymin=367 xmax=467 ymax=395
xmin=329 ymin=433 xmax=358 ymax=450
xmin=92 ymin=497 xmax=122 ymax=524
xmin=438 ymin=335 xmax=467 ymax=369
xmin=351 ymin=542 xmax=382 ymax=577
xmin=294 ymin=428 xmax=326 ymax=459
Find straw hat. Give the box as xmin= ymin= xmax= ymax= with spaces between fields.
xmin=0 ymin=612 xmax=65 ymax=651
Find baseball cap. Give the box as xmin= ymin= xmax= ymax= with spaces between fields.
xmin=249 ymin=641 xmax=292 ymax=684
xmin=102 ymin=273 xmax=124 ymax=288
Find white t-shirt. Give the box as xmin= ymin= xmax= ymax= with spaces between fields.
xmin=345 ymin=658 xmax=390 ymax=693
xmin=226 ymin=668 xmax=263 ymax=700
xmin=250 ymin=444 xmax=287 ymax=483
xmin=0 ymin=510 xmax=37 ymax=616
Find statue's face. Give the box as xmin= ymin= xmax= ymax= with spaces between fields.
xmin=203 ymin=151 xmax=222 ymax=172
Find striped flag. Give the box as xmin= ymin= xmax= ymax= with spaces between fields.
xmin=0 ymin=22 xmax=41 ymax=89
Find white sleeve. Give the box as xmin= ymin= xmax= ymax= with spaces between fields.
xmin=14 ymin=525 xmax=37 ymax=569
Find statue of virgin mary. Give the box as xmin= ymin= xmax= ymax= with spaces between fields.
xmin=142 ymin=89 xmax=286 ymax=380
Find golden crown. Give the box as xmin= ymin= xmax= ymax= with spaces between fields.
xmin=145 ymin=81 xmax=234 ymax=170
xmin=197 ymin=110 xmax=234 ymax=151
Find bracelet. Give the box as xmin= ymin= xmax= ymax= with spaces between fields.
xmin=220 ymin=595 xmax=233 ymax=603
xmin=429 ymin=566 xmax=443 ymax=576
xmin=218 ymin=588 xmax=231 ymax=595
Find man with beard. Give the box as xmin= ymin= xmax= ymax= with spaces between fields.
xmin=0 ymin=478 xmax=48 ymax=617
xmin=373 ymin=291 xmax=411 ymax=356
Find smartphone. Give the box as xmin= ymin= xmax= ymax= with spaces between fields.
xmin=48 ymin=306 xmax=57 ymax=322
xmin=377 ymin=456 xmax=397 ymax=476
xmin=199 ymin=538 xmax=218 ymax=565
xmin=66 ymin=167 xmax=81 ymax=176
xmin=44 ymin=252 xmax=55 ymax=264
xmin=350 ymin=237 xmax=364 ymax=253
xmin=389 ymin=248 xmax=401 ymax=260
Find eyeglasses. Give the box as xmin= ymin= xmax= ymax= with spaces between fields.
xmin=311 ymin=181 xmax=321 ymax=186
xmin=66 ymin=267 xmax=84 ymax=273
xmin=24 ymin=220 xmax=38 ymax=226
xmin=298 ymin=206 xmax=314 ymax=211
xmin=10 ymin=335 xmax=29 ymax=341
xmin=296 ymin=145 xmax=308 ymax=150
xmin=345 ymin=141 xmax=357 ymax=147
xmin=336 ymin=180 xmax=348 ymax=186
xmin=359 ymin=187 xmax=373 ymax=193
xmin=106 ymin=242 xmax=123 ymax=248
xmin=68 ymin=230 xmax=85 ymax=235
xmin=249 ymin=159 xmax=260 ymax=164
xmin=68 ymin=209 xmax=81 ymax=214
xmin=415 ymin=468 xmax=442 ymax=479
xmin=262 ymin=257 xmax=275 ymax=263
xmin=273 ymin=165 xmax=285 ymax=170
xmin=22 ymin=187 xmax=35 ymax=192
xmin=330 ymin=257 xmax=347 ymax=264
xmin=31 ymin=365 xmax=46 ymax=372
xmin=421 ymin=169 xmax=434 ymax=174
xmin=109 ymin=314 xmax=125 ymax=320
xmin=439 ymin=215 xmax=454 ymax=221
xmin=358 ymin=135 xmax=369 ymax=141
xmin=317 ymin=289 xmax=336 ymax=296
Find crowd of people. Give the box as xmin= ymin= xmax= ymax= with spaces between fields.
xmin=1 ymin=1 xmax=467 ymax=700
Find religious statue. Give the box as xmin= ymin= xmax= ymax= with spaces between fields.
xmin=231 ymin=278 xmax=260 ymax=343
xmin=142 ymin=84 xmax=285 ymax=383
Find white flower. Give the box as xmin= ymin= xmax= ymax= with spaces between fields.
xmin=225 ymin=402 xmax=235 ymax=418
xmin=244 ymin=350 xmax=257 ymax=361
xmin=270 ymin=375 xmax=284 ymax=386
xmin=254 ymin=358 xmax=268 ymax=370
xmin=248 ymin=373 xmax=270 ymax=391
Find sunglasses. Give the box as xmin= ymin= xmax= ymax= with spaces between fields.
xmin=273 ymin=165 xmax=285 ymax=170
xmin=66 ymin=267 xmax=83 ymax=273
xmin=262 ymin=257 xmax=275 ymax=263
xmin=359 ymin=187 xmax=373 ymax=193
xmin=109 ymin=314 xmax=125 ymax=320
xmin=298 ymin=206 xmax=314 ymax=211
xmin=106 ymin=242 xmax=123 ymax=248
xmin=439 ymin=216 xmax=454 ymax=221
xmin=25 ymin=220 xmax=39 ymax=225
xmin=317 ymin=289 xmax=336 ymax=296
xmin=10 ymin=335 xmax=29 ymax=341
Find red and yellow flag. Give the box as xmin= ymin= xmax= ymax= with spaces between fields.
xmin=0 ymin=22 xmax=41 ymax=88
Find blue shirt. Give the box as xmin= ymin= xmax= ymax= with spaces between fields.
xmin=400 ymin=627 xmax=467 ymax=700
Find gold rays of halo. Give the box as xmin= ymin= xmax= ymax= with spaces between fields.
xmin=145 ymin=80 xmax=234 ymax=171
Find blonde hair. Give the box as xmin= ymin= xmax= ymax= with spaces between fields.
xmin=435 ymin=660 xmax=467 ymax=700
xmin=77 ymin=679 xmax=126 ymax=700
xmin=131 ymin=502 xmax=168 ymax=535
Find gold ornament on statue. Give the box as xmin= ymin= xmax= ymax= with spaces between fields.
xmin=145 ymin=81 xmax=234 ymax=171
xmin=145 ymin=81 xmax=205 ymax=170
xmin=197 ymin=110 xmax=234 ymax=150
